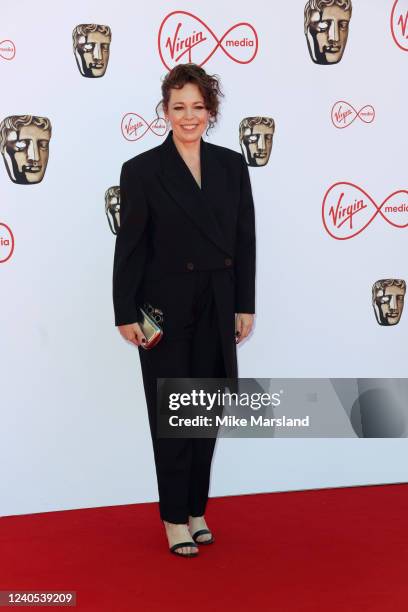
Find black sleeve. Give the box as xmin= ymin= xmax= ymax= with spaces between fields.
xmin=112 ymin=161 xmax=149 ymax=326
xmin=234 ymin=154 xmax=256 ymax=314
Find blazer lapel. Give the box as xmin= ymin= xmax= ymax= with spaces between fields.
xmin=157 ymin=130 xmax=232 ymax=256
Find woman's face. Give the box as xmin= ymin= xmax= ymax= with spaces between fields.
xmin=164 ymin=82 xmax=210 ymax=144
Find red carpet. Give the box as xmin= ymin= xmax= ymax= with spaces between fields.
xmin=1 ymin=483 xmax=407 ymax=611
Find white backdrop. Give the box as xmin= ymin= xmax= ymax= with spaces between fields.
xmin=1 ymin=0 xmax=408 ymax=517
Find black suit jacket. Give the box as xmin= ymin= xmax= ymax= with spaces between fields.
xmin=112 ymin=129 xmax=256 ymax=328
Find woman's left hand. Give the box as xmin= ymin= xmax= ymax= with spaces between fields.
xmin=235 ymin=313 xmax=254 ymax=344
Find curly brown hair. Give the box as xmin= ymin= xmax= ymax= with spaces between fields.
xmin=156 ymin=63 xmax=224 ymax=134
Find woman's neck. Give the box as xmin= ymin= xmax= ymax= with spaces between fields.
xmin=172 ymin=131 xmax=201 ymax=161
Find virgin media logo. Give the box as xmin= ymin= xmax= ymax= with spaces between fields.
xmin=0 ymin=39 xmax=16 ymax=60
xmin=121 ymin=113 xmax=168 ymax=142
xmin=322 ymin=182 xmax=408 ymax=240
xmin=391 ymin=0 xmax=408 ymax=51
xmin=331 ymin=101 xmax=375 ymax=129
xmin=158 ymin=10 xmax=258 ymax=69
xmin=0 ymin=222 xmax=14 ymax=262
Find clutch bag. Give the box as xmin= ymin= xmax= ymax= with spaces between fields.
xmin=139 ymin=302 xmax=164 ymax=350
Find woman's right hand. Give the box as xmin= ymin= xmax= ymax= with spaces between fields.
xmin=118 ymin=322 xmax=147 ymax=347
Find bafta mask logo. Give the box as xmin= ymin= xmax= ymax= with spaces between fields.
xmin=372 ymin=279 xmax=406 ymax=326
xmin=0 ymin=115 xmax=52 ymax=184
xmin=73 ymin=24 xmax=111 ymax=77
xmin=239 ymin=117 xmax=275 ymax=167
xmin=105 ymin=186 xmax=120 ymax=235
xmin=304 ymin=0 xmax=352 ymax=65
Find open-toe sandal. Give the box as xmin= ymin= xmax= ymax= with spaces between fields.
xmin=192 ymin=529 xmax=215 ymax=545
xmin=169 ymin=541 xmax=199 ymax=557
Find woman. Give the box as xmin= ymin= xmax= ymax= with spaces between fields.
xmin=112 ymin=63 xmax=256 ymax=557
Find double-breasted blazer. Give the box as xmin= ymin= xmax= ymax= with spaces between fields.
xmin=112 ymin=129 xmax=256 ymax=378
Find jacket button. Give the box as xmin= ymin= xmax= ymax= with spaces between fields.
xmin=224 ymin=258 xmax=232 ymax=267
xmin=186 ymin=262 xmax=194 ymax=271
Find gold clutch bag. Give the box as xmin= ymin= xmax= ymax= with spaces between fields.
xmin=139 ymin=302 xmax=164 ymax=350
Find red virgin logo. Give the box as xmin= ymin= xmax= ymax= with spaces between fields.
xmin=0 ymin=39 xmax=16 ymax=60
xmin=391 ymin=0 xmax=408 ymax=51
xmin=158 ymin=11 xmax=258 ymax=69
xmin=0 ymin=222 xmax=14 ymax=262
xmin=331 ymin=101 xmax=375 ymax=129
xmin=322 ymin=182 xmax=408 ymax=240
xmin=121 ymin=113 xmax=168 ymax=142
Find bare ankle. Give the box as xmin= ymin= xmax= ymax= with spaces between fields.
xmin=163 ymin=520 xmax=187 ymax=528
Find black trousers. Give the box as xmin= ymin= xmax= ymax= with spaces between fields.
xmin=137 ymin=270 xmax=226 ymax=523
